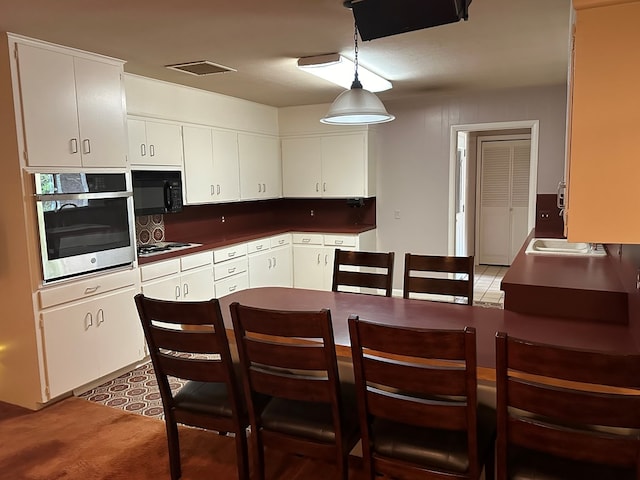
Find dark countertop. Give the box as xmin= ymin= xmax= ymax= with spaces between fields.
xmin=137 ymin=224 xmax=376 ymax=265
xmin=501 ymin=231 xmax=628 ymax=324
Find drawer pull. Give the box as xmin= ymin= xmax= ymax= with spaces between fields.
xmin=84 ymin=285 xmax=100 ymax=295
xmin=228 ymin=267 xmax=236 ymax=274
xmin=335 ymin=240 xmax=344 ymax=245
xmin=229 ymin=285 xmax=237 ymax=292
xmin=278 ymin=239 xmax=285 ymax=245
xmin=302 ymin=238 xmax=311 ymax=243
xmin=256 ymin=245 xmax=263 ymax=250
xmin=228 ymin=251 xmax=236 ymax=258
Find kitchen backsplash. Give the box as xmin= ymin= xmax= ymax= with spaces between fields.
xmin=135 ymin=214 xmax=165 ymax=245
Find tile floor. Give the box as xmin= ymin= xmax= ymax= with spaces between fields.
xmin=473 ymin=264 xmax=508 ymax=307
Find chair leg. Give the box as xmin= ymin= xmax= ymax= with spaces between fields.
xmin=251 ymin=430 xmax=265 ymax=480
xmin=337 ymin=455 xmax=349 ymax=480
xmin=165 ymin=418 xmax=181 ymax=480
xmin=235 ymin=427 xmax=250 ymax=480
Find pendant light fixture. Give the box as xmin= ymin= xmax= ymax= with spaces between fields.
xmin=321 ymin=23 xmax=395 ymax=125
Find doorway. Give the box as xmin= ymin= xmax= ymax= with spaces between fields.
xmin=448 ymin=121 xmax=539 ymax=265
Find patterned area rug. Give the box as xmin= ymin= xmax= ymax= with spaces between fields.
xmin=80 ymin=361 xmax=185 ymax=419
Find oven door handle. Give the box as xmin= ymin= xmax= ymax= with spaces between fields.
xmin=34 ymin=191 xmax=132 ymax=201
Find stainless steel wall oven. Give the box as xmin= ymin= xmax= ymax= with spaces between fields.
xmin=34 ymin=172 xmax=135 ymax=283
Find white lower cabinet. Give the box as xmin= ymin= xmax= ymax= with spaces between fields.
xmin=140 ymin=251 xmax=214 ymax=301
xmin=213 ymin=243 xmax=249 ymax=298
xmin=247 ymin=234 xmax=292 ymax=288
xmin=38 ymin=269 xmax=144 ymax=400
xmin=291 ymin=231 xmax=376 ymax=291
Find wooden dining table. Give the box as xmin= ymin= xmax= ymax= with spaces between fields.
xmin=218 ymin=287 xmax=639 ymax=382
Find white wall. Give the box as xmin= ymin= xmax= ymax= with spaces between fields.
xmin=374 ymin=84 xmax=567 ymax=285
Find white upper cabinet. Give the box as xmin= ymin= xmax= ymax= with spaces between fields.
xmin=182 ymin=125 xmax=240 ymax=204
xmin=15 ymin=42 xmax=127 ymax=168
xmin=238 ymin=133 xmax=282 ymax=200
xmin=282 ymin=132 xmax=374 ymax=198
xmin=127 ymin=118 xmax=183 ymax=167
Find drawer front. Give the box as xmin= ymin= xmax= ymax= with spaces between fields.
xmin=215 ymin=273 xmax=249 ymax=298
xmin=270 ymin=233 xmax=291 ymax=248
xmin=213 ymin=243 xmax=247 ymax=263
xmin=213 ymin=257 xmax=248 ymax=281
xmin=247 ymin=238 xmax=271 ymax=254
xmin=140 ymin=258 xmax=181 ymax=282
xmin=180 ymin=250 xmax=213 ymax=271
xmin=292 ymin=233 xmax=323 ymax=245
xmin=39 ymin=268 xmax=138 ymax=309
xmin=324 ymin=234 xmax=357 ymax=248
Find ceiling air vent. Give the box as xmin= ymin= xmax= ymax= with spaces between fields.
xmin=165 ymin=60 xmax=236 ymax=76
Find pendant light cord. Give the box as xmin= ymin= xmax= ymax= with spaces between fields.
xmin=351 ymin=22 xmax=363 ymax=89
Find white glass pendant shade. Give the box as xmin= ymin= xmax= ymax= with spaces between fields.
xmin=321 ymin=86 xmax=395 ymax=125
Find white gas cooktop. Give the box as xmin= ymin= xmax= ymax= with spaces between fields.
xmin=137 ymin=242 xmax=201 ymax=258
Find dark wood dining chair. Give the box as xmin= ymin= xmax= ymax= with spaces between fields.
xmin=229 ymin=301 xmax=360 ymax=480
xmin=332 ymin=249 xmax=395 ymax=296
xmin=403 ymin=253 xmax=474 ymax=304
xmin=348 ymin=315 xmax=496 ymax=480
xmin=134 ymin=294 xmax=249 ymax=480
xmin=495 ymin=332 xmax=640 ymax=480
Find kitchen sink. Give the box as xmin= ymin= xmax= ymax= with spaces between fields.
xmin=524 ymin=238 xmax=606 ymax=257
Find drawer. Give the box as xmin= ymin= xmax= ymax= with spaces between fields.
xmin=324 ymin=234 xmax=357 ymax=248
xmin=215 ymin=273 xmax=249 ymax=298
xmin=247 ymin=238 xmax=270 ymax=254
xmin=180 ymin=250 xmax=213 ymax=271
xmin=140 ymin=258 xmax=181 ymax=282
xmin=270 ymin=234 xmax=291 ymax=248
xmin=292 ymin=233 xmax=323 ymax=245
xmin=39 ymin=268 xmax=138 ymax=309
xmin=213 ymin=243 xmax=247 ymax=263
xmin=213 ymin=257 xmax=248 ymax=281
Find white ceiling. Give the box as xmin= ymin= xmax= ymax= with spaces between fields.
xmin=0 ymin=0 xmax=572 ymax=108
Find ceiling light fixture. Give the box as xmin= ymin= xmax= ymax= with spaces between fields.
xmin=297 ymin=54 xmax=392 ymax=93
xmin=320 ymin=24 xmax=394 ymax=125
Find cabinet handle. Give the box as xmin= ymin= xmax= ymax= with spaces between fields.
xmin=217 ymin=184 xmax=221 ymax=195
xmin=140 ymin=144 xmax=146 ymax=157
xmin=228 ymin=267 xmax=236 ymax=274
xmin=84 ymin=312 xmax=93 ymax=330
xmin=211 ymin=185 xmax=215 ymax=196
xmin=278 ymin=239 xmax=285 ymax=245
xmin=324 ymin=254 xmax=328 ymax=266
xmin=258 ymin=183 xmax=262 ymax=193
xmin=317 ymin=253 xmax=321 ymax=265
xmin=84 ymin=285 xmax=100 ymax=295
xmin=272 ymin=256 xmax=277 ymax=268
xmin=82 ymin=139 xmax=91 ymax=154
xmin=302 ymin=238 xmax=311 ymax=243
xmin=335 ymin=240 xmax=344 ymax=245
xmin=323 ymin=182 xmax=326 ymax=192
xmin=70 ymin=138 xmax=78 ymax=154
xmin=175 ymin=285 xmax=181 ymax=299
xmin=263 ymin=183 xmax=266 ymax=193
xmin=229 ymin=285 xmax=237 ymax=292
xmin=149 ymin=144 xmax=155 ymax=157
xmin=96 ymin=308 xmax=105 ymax=326
xmin=228 ymin=251 xmax=236 ymax=258
xmin=268 ymin=258 xmax=272 ymax=269
xmin=183 ymin=283 xmax=189 ymax=297
xmin=256 ymin=244 xmax=263 ymax=250
xmin=316 ymin=182 xmax=319 ymax=192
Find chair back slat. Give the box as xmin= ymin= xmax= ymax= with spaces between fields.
xmin=244 ymin=337 xmax=327 ymax=371
xmin=249 ymin=368 xmax=332 ymax=402
xmin=150 ymin=325 xmax=222 ymax=354
xmin=496 ymin=331 xmax=640 ymax=478
xmin=231 ymin=305 xmax=327 ymax=338
xmin=403 ymin=253 xmax=474 ymax=304
xmin=332 ymin=249 xmax=395 ymax=297
xmin=366 ymin=387 xmax=468 ymax=430
xmin=158 ymin=354 xmax=226 ymax=383
xmin=363 ymin=356 xmax=467 ymax=396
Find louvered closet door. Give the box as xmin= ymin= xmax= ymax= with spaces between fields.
xmin=479 ymin=140 xmax=530 ymax=265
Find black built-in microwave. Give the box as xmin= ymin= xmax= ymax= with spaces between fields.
xmin=132 ymin=170 xmax=183 ymax=216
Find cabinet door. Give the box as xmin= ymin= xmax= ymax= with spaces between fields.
xmin=41 ymin=298 xmax=101 ymax=398
xmin=127 ymin=118 xmax=148 ymax=164
xmin=282 ymin=137 xmax=322 ymax=197
xmin=567 ymin=2 xmax=640 ymax=243
xmin=271 ymin=246 xmax=293 ymax=287
xmin=74 ymin=57 xmax=127 ymax=168
xmin=292 ymin=246 xmax=326 ymax=290
xmin=248 ymin=250 xmax=273 ymax=288
xmin=212 ymin=129 xmax=240 ymax=202
xmin=238 ymin=133 xmax=281 ymax=200
xmin=93 ymin=287 xmax=144 ymax=377
xmin=183 ymin=125 xmax=215 ymax=204
xmin=16 ymin=43 xmax=81 ymax=167
xmin=141 ymin=275 xmax=182 ymax=301
xmin=321 ymin=247 xmax=336 ymax=291
xmin=321 ymin=134 xmax=366 ymax=197
xmin=131 ymin=120 xmax=183 ymax=167
xmin=181 ymin=267 xmax=214 ymax=301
